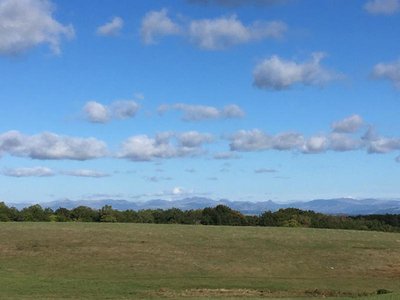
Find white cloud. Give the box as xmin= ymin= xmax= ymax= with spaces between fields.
xmin=84 ymin=101 xmax=110 ymax=123
xmin=221 ymin=104 xmax=246 ymax=119
xmin=2 ymin=166 xmax=54 ymax=177
xmin=172 ymin=186 xmax=185 ymax=195
xmin=110 ymin=101 xmax=140 ymax=119
xmin=332 ymin=114 xmax=364 ymax=133
xmin=118 ymin=135 xmax=176 ymax=161
xmin=364 ymin=0 xmax=400 ymax=15
xmin=229 ymin=129 xmax=304 ymax=152
xmin=229 ymin=130 xmax=360 ymax=154
xmin=253 ymin=52 xmax=341 ymax=90
xmin=0 ymin=130 xmax=107 ymax=160
xmin=229 ymin=129 xmax=272 ymax=151
xmin=117 ymin=131 xmax=213 ymax=161
xmin=329 ymin=133 xmax=363 ymax=152
xmin=96 ymin=16 xmax=123 ymax=36
xmin=366 ymin=136 xmax=400 ymax=153
xmin=301 ymin=135 xmax=329 ymax=154
xmin=83 ymin=100 xmax=139 ymax=123
xmin=189 ymin=15 xmax=287 ymax=50
xmin=140 ymin=9 xmax=286 ymax=50
xmin=61 ymin=169 xmax=110 ymax=178
xmin=158 ymin=103 xmax=244 ymax=121
xmin=272 ymin=132 xmax=304 ymax=150
xmin=228 ymin=116 xmax=400 ymax=159
xmin=178 ymin=131 xmax=214 ymax=147
xmin=140 ymin=9 xmax=181 ymax=44
xmin=372 ymin=59 xmax=400 ymax=89
xmin=0 ymin=0 xmax=74 ymax=55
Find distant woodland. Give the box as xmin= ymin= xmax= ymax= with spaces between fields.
xmin=0 ymin=202 xmax=399 ymax=232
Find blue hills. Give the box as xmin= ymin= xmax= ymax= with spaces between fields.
xmin=7 ymin=197 xmax=400 ymax=215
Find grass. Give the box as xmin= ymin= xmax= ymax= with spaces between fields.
xmin=0 ymin=223 xmax=399 ymax=299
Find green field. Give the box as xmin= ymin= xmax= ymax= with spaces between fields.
xmin=0 ymin=223 xmax=399 ymax=299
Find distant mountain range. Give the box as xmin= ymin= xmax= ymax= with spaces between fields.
xmin=6 ymin=197 xmax=400 ymax=215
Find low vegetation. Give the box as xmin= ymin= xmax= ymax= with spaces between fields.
xmin=0 ymin=223 xmax=399 ymax=299
xmin=1 ymin=202 xmax=400 ymax=233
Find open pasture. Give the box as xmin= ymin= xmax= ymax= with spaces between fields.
xmin=0 ymin=223 xmax=399 ymax=299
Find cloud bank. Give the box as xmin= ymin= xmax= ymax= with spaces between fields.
xmin=0 ymin=131 xmax=107 ymax=160
xmin=118 ymin=131 xmax=213 ymax=161
xmin=253 ymin=53 xmax=341 ymax=90
xmin=1 ymin=166 xmax=54 ymax=177
xmin=228 ymin=115 xmax=400 ymax=156
xmin=140 ymin=9 xmax=286 ymax=50
xmin=189 ymin=16 xmax=287 ymax=50
xmin=158 ymin=103 xmax=244 ymax=121
xmin=83 ymin=100 xmax=139 ymax=123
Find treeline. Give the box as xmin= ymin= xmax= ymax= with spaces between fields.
xmin=0 ymin=202 xmax=399 ymax=232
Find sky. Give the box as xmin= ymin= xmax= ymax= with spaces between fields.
xmin=0 ymin=0 xmax=400 ymax=204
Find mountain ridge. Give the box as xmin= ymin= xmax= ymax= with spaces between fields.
xmin=5 ymin=197 xmax=400 ymax=215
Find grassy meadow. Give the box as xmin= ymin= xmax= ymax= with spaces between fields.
xmin=0 ymin=223 xmax=399 ymax=299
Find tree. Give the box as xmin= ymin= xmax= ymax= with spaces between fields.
xmin=99 ymin=205 xmax=117 ymax=222
xmin=71 ymin=206 xmax=99 ymax=222
xmin=20 ymin=205 xmax=51 ymax=222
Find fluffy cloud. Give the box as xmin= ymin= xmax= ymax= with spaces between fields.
xmin=229 ymin=129 xmax=271 ymax=151
xmin=140 ymin=9 xmax=181 ymax=44
xmin=0 ymin=131 xmax=107 ymax=160
xmin=331 ymin=114 xmax=364 ymax=133
xmin=366 ymin=136 xmax=400 ymax=153
xmin=110 ymin=101 xmax=140 ymax=119
xmin=364 ymin=0 xmax=400 ymax=15
xmin=140 ymin=9 xmax=286 ymax=50
xmin=253 ymin=53 xmax=340 ymax=90
xmin=229 ymin=129 xmax=366 ymax=154
xmin=2 ymin=166 xmax=54 ymax=177
xmin=372 ymin=59 xmax=400 ymax=89
xmin=229 ymin=129 xmax=304 ymax=152
xmin=229 ymin=129 xmax=357 ymax=154
xmin=61 ymin=169 xmax=110 ymax=178
xmin=0 ymin=0 xmax=74 ymax=55
xmin=158 ymin=103 xmax=244 ymax=121
xmin=84 ymin=101 xmax=109 ymax=123
xmin=329 ymin=133 xmax=363 ymax=151
xmin=178 ymin=131 xmax=214 ymax=147
xmin=96 ymin=16 xmax=123 ymax=36
xmin=189 ymin=16 xmax=286 ymax=50
xmin=117 ymin=131 xmax=213 ymax=161
xmin=171 ymin=187 xmax=187 ymax=196
xmin=83 ymin=100 xmax=139 ymax=123
xmin=301 ymin=135 xmax=329 ymax=154
xmin=228 ymin=115 xmax=400 ymax=158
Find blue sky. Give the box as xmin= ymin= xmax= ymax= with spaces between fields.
xmin=1 ymin=0 xmax=400 ymax=204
